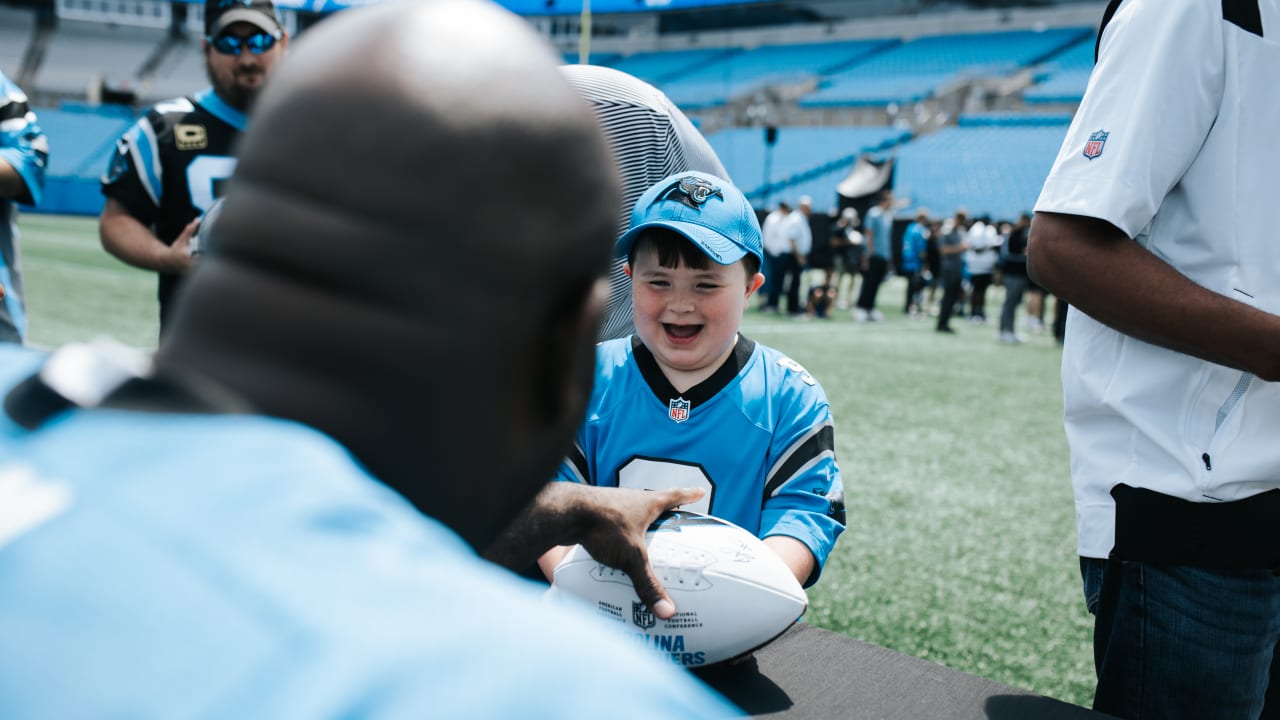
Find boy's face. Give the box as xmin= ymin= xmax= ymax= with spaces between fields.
xmin=628 ymin=245 xmax=765 ymax=385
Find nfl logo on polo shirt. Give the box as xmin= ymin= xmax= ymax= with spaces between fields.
xmin=668 ymin=397 xmax=691 ymax=423
xmin=1083 ymin=130 xmax=1109 ymax=160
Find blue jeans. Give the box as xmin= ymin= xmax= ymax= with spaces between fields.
xmin=1081 ymin=557 xmax=1280 ymax=719
xmin=1000 ymin=274 xmax=1027 ymax=333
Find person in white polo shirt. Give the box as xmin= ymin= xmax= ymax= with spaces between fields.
xmin=1029 ymin=1 xmax=1280 ymax=718
xmin=759 ymin=199 xmax=792 ymax=313
xmin=782 ymin=195 xmax=814 ymax=317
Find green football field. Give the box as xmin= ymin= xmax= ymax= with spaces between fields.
xmin=17 ymin=212 xmax=1096 ymax=707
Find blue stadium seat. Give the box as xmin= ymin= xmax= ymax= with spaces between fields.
xmin=563 ymin=52 xmax=620 ymax=67
xmin=799 ymin=27 xmax=1091 ymax=107
xmin=1023 ymin=36 xmax=1095 ymax=104
xmin=891 ymin=116 xmax=1071 ymax=222
xmin=601 ymin=47 xmax=742 ymax=86
xmin=706 ymin=125 xmax=911 ymax=202
xmin=661 ymin=38 xmax=897 ymax=109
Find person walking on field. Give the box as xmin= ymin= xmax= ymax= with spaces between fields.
xmin=854 ymin=190 xmax=894 ymax=322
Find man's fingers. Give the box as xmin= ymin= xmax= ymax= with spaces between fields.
xmin=650 ymin=487 xmax=706 ymax=513
xmin=627 ymin=560 xmax=676 ymax=620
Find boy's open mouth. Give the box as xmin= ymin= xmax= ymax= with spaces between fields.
xmin=663 ymin=323 xmax=702 ymax=341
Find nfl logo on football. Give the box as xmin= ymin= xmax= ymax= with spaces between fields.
xmin=668 ymin=397 xmax=691 ymax=423
xmin=633 ymin=601 xmax=657 ymax=629
xmin=1083 ymin=129 xmax=1109 ymax=160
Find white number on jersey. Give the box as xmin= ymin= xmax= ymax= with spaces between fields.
xmin=186 ymin=155 xmax=237 ymax=212
xmin=617 ymin=457 xmax=713 ymax=514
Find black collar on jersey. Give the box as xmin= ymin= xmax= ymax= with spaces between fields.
xmin=5 ymin=356 xmax=252 ymax=431
xmin=100 ymin=369 xmax=255 ymax=416
xmin=1095 ymin=0 xmax=1123 ymax=63
xmin=1224 ymin=0 xmax=1264 ymax=37
xmin=631 ymin=333 xmax=755 ymax=411
xmin=1095 ymin=2 xmax=1264 ymax=61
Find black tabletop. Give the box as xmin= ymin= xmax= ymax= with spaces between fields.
xmin=694 ymin=624 xmax=1113 ymax=719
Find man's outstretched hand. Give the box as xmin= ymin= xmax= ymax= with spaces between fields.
xmin=484 ymin=483 xmax=705 ymax=619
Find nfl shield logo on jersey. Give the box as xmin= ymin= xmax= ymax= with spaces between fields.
xmin=1083 ymin=130 xmax=1109 ymax=160
xmin=668 ymin=397 xmax=691 ymax=423
xmin=633 ymin=601 xmax=657 ymax=629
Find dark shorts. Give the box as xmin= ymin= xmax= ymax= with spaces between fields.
xmin=832 ymin=246 xmax=862 ymax=275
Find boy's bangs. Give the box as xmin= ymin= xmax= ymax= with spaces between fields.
xmin=631 ymin=228 xmax=760 ymax=277
xmin=634 ymin=228 xmax=713 ymax=271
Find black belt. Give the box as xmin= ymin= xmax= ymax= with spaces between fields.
xmin=1111 ymin=483 xmax=1280 ymax=571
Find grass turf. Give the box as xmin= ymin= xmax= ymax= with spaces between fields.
xmin=20 ymin=213 xmax=159 ymax=348
xmin=17 ymin=213 xmax=1096 ymax=707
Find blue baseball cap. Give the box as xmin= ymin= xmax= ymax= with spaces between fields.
xmin=616 ymin=171 xmax=763 ymax=266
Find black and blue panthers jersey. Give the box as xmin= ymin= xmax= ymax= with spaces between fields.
xmin=102 ymin=88 xmax=246 ymax=319
xmin=557 ymin=335 xmax=845 ymax=584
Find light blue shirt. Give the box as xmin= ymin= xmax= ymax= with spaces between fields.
xmin=900 ymin=221 xmax=928 ymax=272
xmin=865 ymin=205 xmax=893 ymax=260
xmin=0 ymin=345 xmax=739 ymax=719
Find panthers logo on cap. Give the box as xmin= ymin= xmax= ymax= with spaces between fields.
xmin=658 ymin=176 xmax=723 ymax=210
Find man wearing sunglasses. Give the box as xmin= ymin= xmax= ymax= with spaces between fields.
xmin=99 ymin=0 xmax=288 ymax=334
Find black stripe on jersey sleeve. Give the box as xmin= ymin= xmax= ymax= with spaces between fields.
xmin=1223 ymin=0 xmax=1263 ymax=36
xmin=0 ymin=96 xmax=30 ymax=123
xmin=826 ymin=488 xmax=847 ymax=525
xmin=1095 ymin=0 xmax=1124 ymax=62
xmin=564 ymin=441 xmax=590 ymax=484
xmin=763 ymin=423 xmax=836 ymax=500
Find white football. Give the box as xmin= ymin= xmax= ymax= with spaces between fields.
xmin=548 ymin=511 xmax=807 ymax=667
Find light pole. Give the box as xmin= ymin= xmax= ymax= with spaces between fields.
xmin=762 ymin=125 xmax=778 ymax=207
xmin=578 ymin=0 xmax=591 ymax=65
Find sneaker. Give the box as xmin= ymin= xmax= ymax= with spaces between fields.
xmin=870 ymin=310 xmax=884 ymax=322
xmin=999 ymin=331 xmax=1023 ymax=344
xmin=936 ymin=326 xmax=955 ymax=334
xmin=852 ymin=308 xmax=869 ymax=322
xmin=836 ymin=300 xmax=850 ymax=311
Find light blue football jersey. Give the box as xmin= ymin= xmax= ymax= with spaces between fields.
xmin=558 ymin=336 xmax=845 ymax=584
xmin=0 ymin=345 xmax=738 ymax=719
xmin=0 ymin=70 xmax=47 ymax=343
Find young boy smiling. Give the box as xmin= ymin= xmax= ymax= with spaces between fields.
xmin=542 ymin=172 xmax=844 ymax=590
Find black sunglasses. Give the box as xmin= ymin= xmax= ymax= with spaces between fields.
xmin=208 ymin=31 xmax=279 ymax=56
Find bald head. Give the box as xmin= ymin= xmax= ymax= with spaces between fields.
xmin=218 ymin=0 xmax=616 ymax=316
xmin=160 ymin=0 xmax=620 ymax=550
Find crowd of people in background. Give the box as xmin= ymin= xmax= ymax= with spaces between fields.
xmin=756 ymin=190 xmax=1067 ymax=345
